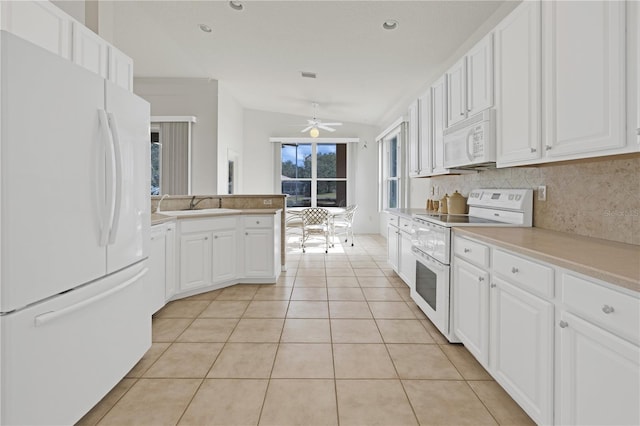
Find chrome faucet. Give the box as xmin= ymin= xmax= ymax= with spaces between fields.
xmin=189 ymin=196 xmax=214 ymax=210
xmin=156 ymin=194 xmax=169 ymax=213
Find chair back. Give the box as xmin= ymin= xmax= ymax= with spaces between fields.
xmin=342 ymin=205 xmax=358 ymax=223
xmin=302 ymin=207 xmax=329 ymax=226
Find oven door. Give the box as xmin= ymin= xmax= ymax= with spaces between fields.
xmin=410 ymin=247 xmax=458 ymax=343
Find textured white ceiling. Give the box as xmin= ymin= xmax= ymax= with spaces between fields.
xmin=111 ymin=1 xmax=509 ymax=125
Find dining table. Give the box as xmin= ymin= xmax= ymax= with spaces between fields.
xmin=286 ymin=207 xmax=347 ymax=245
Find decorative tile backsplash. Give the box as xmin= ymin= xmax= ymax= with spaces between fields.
xmin=427 ymin=154 xmax=640 ymax=245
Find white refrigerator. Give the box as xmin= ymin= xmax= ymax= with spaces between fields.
xmin=0 ymin=31 xmax=151 ymax=425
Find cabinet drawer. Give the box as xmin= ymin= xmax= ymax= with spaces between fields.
xmin=454 ymin=236 xmax=489 ymax=267
xmin=180 ymin=217 xmax=237 ymax=233
xmin=493 ymin=249 xmax=554 ymax=298
xmin=562 ymin=273 xmax=640 ymax=344
xmin=399 ymin=217 xmax=413 ymax=234
xmin=387 ymin=214 xmax=399 ymax=227
xmin=243 ymin=215 xmax=273 ymax=228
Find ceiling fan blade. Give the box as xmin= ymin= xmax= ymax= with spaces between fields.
xmin=317 ymin=125 xmax=337 ymax=132
xmin=301 ymin=126 xmax=314 ymax=132
xmin=319 ymin=122 xmax=343 ymax=126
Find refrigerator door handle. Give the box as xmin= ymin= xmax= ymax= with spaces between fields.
xmin=98 ymin=109 xmax=116 ymax=247
xmin=33 ymin=268 xmax=148 ymax=327
xmin=106 ymin=112 xmax=123 ymax=245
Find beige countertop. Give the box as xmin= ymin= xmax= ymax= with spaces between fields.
xmin=454 ymin=227 xmax=640 ymax=293
xmin=151 ymin=209 xmax=282 ymax=225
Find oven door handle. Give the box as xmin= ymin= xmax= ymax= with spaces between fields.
xmin=412 ymin=247 xmax=447 ymax=270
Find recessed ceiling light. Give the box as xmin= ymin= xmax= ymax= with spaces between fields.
xmin=198 ymin=24 xmax=212 ymax=33
xmin=382 ymin=20 xmax=399 ymax=30
xmin=229 ymin=1 xmax=244 ymax=11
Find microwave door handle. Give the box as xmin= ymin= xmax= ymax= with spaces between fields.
xmin=466 ymin=128 xmax=475 ymax=162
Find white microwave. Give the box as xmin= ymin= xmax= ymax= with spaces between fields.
xmin=443 ymin=109 xmax=496 ymax=169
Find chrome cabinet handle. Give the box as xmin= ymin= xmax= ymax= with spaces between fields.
xmin=602 ymin=305 xmax=615 ymax=314
xmin=245 ymin=232 xmax=249 ymax=236
xmin=530 ymin=147 xmax=537 ymax=153
xmin=511 ymin=267 xmax=519 ymax=274
xmin=490 ymin=283 xmax=496 ymax=288
xmin=256 ymin=220 xmax=260 ymax=224
xmin=478 ymin=276 xmax=485 ymax=282
xmin=559 ymin=321 xmax=569 ymax=329
xmin=545 ymin=145 xmax=552 ymax=151
xmin=464 ymin=248 xmax=471 ymax=253
xmin=214 ymin=235 xmax=218 ymax=239
xmin=204 ymin=237 xmax=208 ymax=240
xmin=459 ymin=112 xmax=465 ymax=116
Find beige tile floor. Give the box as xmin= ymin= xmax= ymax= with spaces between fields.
xmin=78 ymin=234 xmax=535 ymax=426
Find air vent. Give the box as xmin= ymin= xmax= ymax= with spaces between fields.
xmin=301 ymin=71 xmax=317 ymax=79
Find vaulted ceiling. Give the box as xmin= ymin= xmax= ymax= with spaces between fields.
xmin=110 ymin=1 xmax=513 ymax=125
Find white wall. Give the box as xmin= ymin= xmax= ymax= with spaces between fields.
xmin=217 ymin=84 xmax=245 ymax=194
xmin=242 ymin=109 xmax=381 ymax=234
xmin=134 ymin=77 xmax=219 ymax=194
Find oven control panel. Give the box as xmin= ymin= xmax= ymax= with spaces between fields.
xmin=468 ymin=189 xmax=532 ymax=211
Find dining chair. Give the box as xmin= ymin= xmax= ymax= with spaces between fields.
xmin=301 ymin=207 xmax=330 ymax=253
xmin=285 ymin=210 xmax=304 ymax=246
xmin=331 ymin=205 xmax=358 ymax=247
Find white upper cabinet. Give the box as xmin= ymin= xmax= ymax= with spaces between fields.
xmin=467 ymin=33 xmax=494 ymax=116
xmin=109 ymin=46 xmax=134 ymax=92
xmin=431 ymin=76 xmax=449 ymax=175
xmin=417 ymin=90 xmax=432 ymax=175
xmin=407 ymin=100 xmax=420 ymax=177
xmin=446 ymin=33 xmax=494 ymax=128
xmin=542 ymin=0 xmax=626 ymax=158
xmin=495 ymin=0 xmax=542 ymax=166
xmin=630 ymin=0 xmax=640 ymax=146
xmin=72 ymin=22 xmax=108 ymax=78
xmin=446 ymin=57 xmax=467 ymax=127
xmin=0 ymin=1 xmax=71 ymax=59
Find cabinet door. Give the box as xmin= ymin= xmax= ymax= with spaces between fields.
xmin=212 ymin=229 xmax=237 ymax=284
xmin=165 ymin=224 xmax=177 ymax=301
xmin=446 ymin=57 xmax=467 ymax=127
xmin=179 ymin=231 xmax=212 ymax=292
xmin=467 ymin=34 xmax=494 ymax=116
xmin=558 ymin=311 xmax=640 ymax=426
xmin=0 ymin=0 xmax=71 ymax=59
xmin=72 ymin=22 xmax=108 ymax=78
xmin=452 ymin=258 xmax=489 ymax=366
xmin=407 ymin=100 xmax=420 ymax=176
xmin=398 ymin=231 xmax=415 ymax=289
xmin=495 ymin=0 xmax=541 ymax=166
xmin=418 ymin=90 xmax=432 ymax=175
xmin=431 ymin=76 xmax=448 ymax=174
xmin=387 ymin=225 xmax=399 ymax=272
xmin=542 ymin=1 xmax=626 ymax=157
xmin=244 ymin=229 xmax=274 ymax=278
xmin=108 ymin=46 xmax=134 ymax=92
xmin=149 ymin=228 xmax=167 ymax=314
xmin=490 ymin=276 xmax=554 ymax=425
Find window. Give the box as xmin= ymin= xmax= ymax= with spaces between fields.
xmin=150 ymin=131 xmax=161 ymax=195
xmin=280 ymin=142 xmax=348 ymax=208
xmin=379 ymin=124 xmax=403 ymax=210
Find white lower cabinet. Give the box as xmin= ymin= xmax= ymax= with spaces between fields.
xmin=165 ymin=223 xmax=177 ymax=300
xmin=453 ymin=258 xmax=489 ymax=366
xmin=557 ymin=311 xmax=640 ymax=426
xmin=490 ymin=276 xmax=554 ymax=425
xmin=149 ymin=224 xmax=168 ymax=313
xmin=398 ymin=228 xmax=415 ymax=289
xmin=243 ymin=214 xmax=280 ymax=281
xmin=179 ymin=230 xmax=213 ymax=292
xmin=174 ymin=212 xmax=280 ymax=297
xmin=387 ymin=222 xmax=399 ymax=272
xmin=452 ymin=232 xmax=639 ymax=425
xmin=211 ymin=229 xmax=238 ymax=284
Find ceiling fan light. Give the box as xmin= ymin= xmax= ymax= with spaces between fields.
xmin=309 ymin=127 xmax=320 ymax=138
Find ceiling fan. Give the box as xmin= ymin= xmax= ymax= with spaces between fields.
xmin=299 ymin=103 xmax=343 ymax=137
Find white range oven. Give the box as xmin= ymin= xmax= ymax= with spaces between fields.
xmin=410 ymin=188 xmax=533 ymax=342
